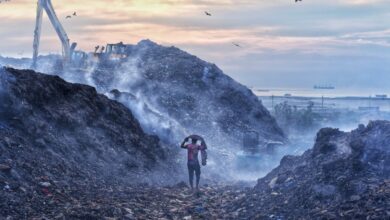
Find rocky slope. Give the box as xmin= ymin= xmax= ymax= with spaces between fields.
xmin=0 ymin=180 xmax=247 ymax=219
xmin=2 ymin=41 xmax=286 ymax=179
xmin=0 ymin=67 xmax=388 ymax=219
xmin=228 ymin=121 xmax=390 ymax=219
xmin=61 ymin=40 xmax=284 ymax=147
xmin=0 ymin=67 xmax=178 ymax=217
xmin=0 ymin=40 xmax=285 ymax=180
xmin=3 ymin=117 xmax=389 ymax=219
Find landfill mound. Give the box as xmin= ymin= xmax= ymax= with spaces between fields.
xmin=0 ymin=66 xmax=388 ymax=219
xmin=2 ymin=40 xmax=286 ymax=167
xmin=82 ymin=40 xmax=286 ymax=179
xmin=1 ymin=40 xmax=286 ymax=180
xmin=0 ymin=67 xmax=177 ymax=217
xmin=227 ymin=121 xmax=390 ymax=219
xmin=58 ymin=40 xmax=284 ymax=146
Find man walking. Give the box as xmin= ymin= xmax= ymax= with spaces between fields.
xmin=181 ymin=135 xmax=207 ymax=190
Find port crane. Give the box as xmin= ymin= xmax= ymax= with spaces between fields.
xmin=32 ymin=0 xmax=77 ymax=68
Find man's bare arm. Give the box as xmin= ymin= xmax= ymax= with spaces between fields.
xmin=180 ymin=137 xmax=189 ymax=148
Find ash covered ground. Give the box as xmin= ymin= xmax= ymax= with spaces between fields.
xmin=0 ymin=42 xmax=389 ymax=219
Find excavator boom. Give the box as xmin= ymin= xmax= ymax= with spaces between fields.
xmin=32 ymin=0 xmax=76 ymax=68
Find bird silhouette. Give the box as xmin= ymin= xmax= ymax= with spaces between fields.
xmin=205 ymin=11 xmax=212 ymax=16
xmin=295 ymin=0 xmax=302 ymax=2
xmin=66 ymin=15 xmax=72 ymax=19
xmin=232 ymin=42 xmax=241 ymax=48
xmin=73 ymin=12 xmax=77 ymax=16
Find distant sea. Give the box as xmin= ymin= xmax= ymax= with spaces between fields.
xmin=251 ymin=87 xmax=390 ymax=98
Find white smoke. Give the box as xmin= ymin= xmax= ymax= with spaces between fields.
xmin=48 ymin=53 xmax=249 ymax=180
xmin=12 ymin=48 xmax=390 ymax=183
xmin=2 ymin=53 xmax=281 ymax=182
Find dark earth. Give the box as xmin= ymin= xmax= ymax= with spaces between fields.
xmin=0 ymin=68 xmax=389 ymax=219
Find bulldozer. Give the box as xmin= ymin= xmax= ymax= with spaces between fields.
xmin=236 ymin=130 xmax=284 ymax=172
xmin=243 ymin=130 xmax=283 ymax=155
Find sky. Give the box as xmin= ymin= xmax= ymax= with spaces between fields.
xmin=1 ymin=0 xmax=390 ymax=93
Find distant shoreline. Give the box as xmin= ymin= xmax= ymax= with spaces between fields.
xmin=257 ymin=95 xmax=390 ymax=101
xmin=251 ymin=87 xmax=389 ymax=99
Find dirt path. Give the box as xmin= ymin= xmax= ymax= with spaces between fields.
xmin=2 ymin=181 xmax=248 ymax=220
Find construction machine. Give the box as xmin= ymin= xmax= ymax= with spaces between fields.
xmin=31 ymin=1 xmax=132 ymax=69
xmin=32 ymin=0 xmax=77 ymax=68
xmin=94 ymin=42 xmax=131 ymax=60
xmin=242 ymin=130 xmax=284 ymax=155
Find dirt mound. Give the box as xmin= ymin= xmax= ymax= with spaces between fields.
xmin=60 ymin=40 xmax=284 ymax=146
xmin=228 ymin=121 xmax=390 ymax=219
xmin=1 ymin=41 xmax=286 ymax=180
xmin=0 ymin=67 xmax=177 ymax=217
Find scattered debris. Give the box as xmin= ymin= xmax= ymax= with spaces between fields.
xmin=0 ymin=164 xmax=11 ymax=172
xmin=0 ymin=40 xmax=388 ymax=219
xmin=39 ymin=182 xmax=51 ymax=188
xmin=0 ymin=67 xmax=178 ymax=218
xmin=229 ymin=121 xmax=390 ymax=219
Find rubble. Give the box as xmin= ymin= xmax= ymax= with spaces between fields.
xmin=0 ymin=181 xmax=250 ymax=219
xmin=39 ymin=182 xmax=51 ymax=188
xmin=0 ymin=62 xmax=252 ymax=219
xmin=0 ymin=164 xmax=11 ymax=172
xmin=2 ymin=40 xmax=286 ymax=181
xmin=228 ymin=121 xmax=390 ymax=219
xmin=0 ymin=67 xmax=180 ymax=218
xmin=83 ymin=40 xmax=286 ymax=179
xmin=98 ymin=40 xmax=285 ymax=145
xmin=1 ymin=49 xmax=389 ymax=219
xmin=4 ymin=40 xmax=284 ymax=147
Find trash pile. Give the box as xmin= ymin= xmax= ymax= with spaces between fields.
xmin=1 ymin=178 xmax=248 ymax=219
xmin=228 ymin=121 xmax=390 ymax=219
xmin=107 ymin=40 xmax=284 ymax=144
xmin=0 ymin=67 xmax=179 ymax=218
xmin=84 ymin=40 xmax=286 ymax=178
xmin=1 ymin=54 xmax=389 ymax=219
xmin=1 ymin=40 xmax=287 ymax=181
xmin=34 ymin=40 xmax=284 ymax=147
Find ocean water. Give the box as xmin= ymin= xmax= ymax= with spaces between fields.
xmin=252 ymin=87 xmax=390 ymax=112
xmin=251 ymin=87 xmax=390 ymax=98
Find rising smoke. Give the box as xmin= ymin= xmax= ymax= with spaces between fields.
xmin=28 ymin=43 xmax=283 ymax=182
xmin=5 ymin=41 xmax=390 ymax=183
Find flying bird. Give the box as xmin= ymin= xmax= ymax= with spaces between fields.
xmin=232 ymin=42 xmax=241 ymax=48
xmin=295 ymin=0 xmax=302 ymax=2
xmin=205 ymin=11 xmax=212 ymax=16
xmin=65 ymin=15 xmax=72 ymax=19
xmin=73 ymin=11 xmax=77 ymax=16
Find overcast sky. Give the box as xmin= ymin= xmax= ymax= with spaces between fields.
xmin=1 ymin=0 xmax=390 ymax=91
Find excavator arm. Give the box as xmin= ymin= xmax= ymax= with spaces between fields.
xmin=32 ymin=0 xmax=76 ymax=68
xmin=32 ymin=0 xmax=43 ymax=68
